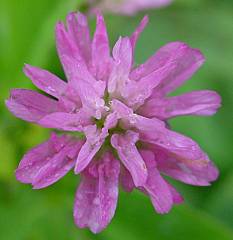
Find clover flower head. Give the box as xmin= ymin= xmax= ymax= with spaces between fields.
xmin=6 ymin=12 xmax=221 ymax=233
xmin=88 ymin=0 xmax=173 ymax=15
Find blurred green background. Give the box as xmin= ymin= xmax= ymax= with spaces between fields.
xmin=0 ymin=0 xmax=233 ymax=239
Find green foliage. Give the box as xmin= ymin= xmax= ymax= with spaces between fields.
xmin=0 ymin=0 xmax=233 ymax=239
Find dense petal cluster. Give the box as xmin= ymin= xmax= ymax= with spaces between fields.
xmin=6 ymin=12 xmax=221 ymax=233
xmin=88 ymin=0 xmax=173 ymax=15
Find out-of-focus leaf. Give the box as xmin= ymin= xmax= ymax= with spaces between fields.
xmin=0 ymin=0 xmax=83 ymax=99
xmin=0 ymin=134 xmax=15 ymax=180
xmin=0 ymin=187 xmax=233 ymax=240
xmin=205 ymin=172 xmax=233 ymax=229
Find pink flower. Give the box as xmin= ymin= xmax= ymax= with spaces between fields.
xmin=6 ymin=13 xmax=221 ymax=233
xmin=88 ymin=0 xmax=173 ymax=15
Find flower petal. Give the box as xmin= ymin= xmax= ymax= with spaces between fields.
xmin=61 ymin=55 xmax=106 ymax=119
xmin=130 ymin=42 xmax=205 ymax=96
xmin=75 ymin=113 xmax=118 ymax=174
xmin=111 ymin=99 xmax=165 ymax=129
xmin=130 ymin=15 xmax=148 ymax=58
xmin=66 ymin=12 xmax=91 ymax=64
xmin=23 ymin=64 xmax=67 ymax=98
xmin=166 ymin=182 xmax=184 ymax=204
xmin=111 ymin=100 xmax=216 ymax=180
xmin=122 ymin=61 xmax=176 ymax=108
xmin=108 ymin=37 xmax=132 ymax=95
xmin=74 ymin=126 xmax=102 ymax=174
xmin=94 ymin=0 xmax=172 ymax=15
xmin=92 ymin=12 xmax=111 ymax=80
xmin=32 ymin=141 xmax=83 ymax=189
xmin=140 ymin=90 xmax=221 ymax=119
xmin=120 ymin=167 xmax=135 ymax=192
xmin=140 ymin=150 xmax=173 ymax=214
xmin=15 ymin=133 xmax=83 ymax=188
xmin=55 ymin=21 xmax=85 ymax=77
xmin=151 ymin=146 xmax=219 ymax=186
xmin=111 ymin=131 xmax=148 ymax=187
xmin=38 ymin=111 xmax=90 ymax=131
xmin=118 ymin=110 xmax=212 ymax=169
xmin=5 ymin=89 xmax=60 ymax=122
xmin=74 ymin=152 xmax=120 ymax=233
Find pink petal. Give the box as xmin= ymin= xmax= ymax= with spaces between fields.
xmin=141 ymin=90 xmax=221 ymax=119
xmin=111 ymin=131 xmax=148 ymax=187
xmin=151 ymin=146 xmax=219 ymax=186
xmin=118 ymin=110 xmax=212 ymax=170
xmin=55 ymin=21 xmax=85 ymax=77
xmin=61 ymin=54 xmax=105 ymax=93
xmin=122 ymin=61 xmax=176 ymax=108
xmin=74 ymin=126 xmax=102 ymax=174
xmin=38 ymin=111 xmax=90 ymax=131
xmin=74 ymin=152 xmax=120 ymax=233
xmin=141 ymin=127 xmax=212 ymax=170
xmin=75 ymin=113 xmax=118 ymax=174
xmin=108 ymin=37 xmax=132 ymax=95
xmin=111 ymin=99 xmax=165 ymax=129
xmin=94 ymin=0 xmax=172 ymax=15
xmin=32 ymin=141 xmax=83 ymax=189
xmin=15 ymin=133 xmax=83 ymax=188
xmin=57 ymin=84 xmax=82 ymax=113
xmin=139 ymin=150 xmax=173 ymax=213
xmin=110 ymin=100 xmax=217 ymax=182
xmin=23 ymin=64 xmax=67 ymax=99
xmin=66 ymin=12 xmax=91 ymax=64
xmin=130 ymin=15 xmax=148 ymax=58
xmin=120 ymin=167 xmax=135 ymax=192
xmin=61 ymin=55 xmax=106 ymax=119
xmin=5 ymin=89 xmax=60 ymax=122
xmin=166 ymin=182 xmax=184 ymax=204
xmin=130 ymin=42 xmax=204 ymax=96
xmin=92 ymin=12 xmax=111 ymax=80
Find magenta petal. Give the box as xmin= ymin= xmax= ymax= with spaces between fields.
xmin=61 ymin=55 xmax=106 ymax=119
xmin=130 ymin=15 xmax=148 ymax=57
xmin=111 ymin=131 xmax=148 ymax=187
xmin=122 ymin=61 xmax=176 ymax=108
xmin=130 ymin=42 xmax=204 ymax=95
xmin=94 ymin=0 xmax=172 ymax=15
xmin=74 ymin=125 xmax=103 ymax=174
xmin=55 ymin=21 xmax=85 ymax=77
xmin=141 ymin=90 xmax=221 ymax=119
xmin=120 ymin=167 xmax=135 ymax=192
xmin=115 ymin=108 xmax=218 ymax=184
xmin=152 ymin=147 xmax=219 ymax=186
xmin=61 ymin=54 xmax=105 ymax=95
xmin=66 ymin=12 xmax=91 ymax=64
xmin=74 ymin=140 xmax=102 ymax=174
xmin=166 ymin=182 xmax=184 ymax=204
xmin=6 ymin=89 xmax=60 ymax=122
xmin=15 ymin=133 xmax=83 ymax=188
xmin=111 ymin=100 xmax=212 ymax=172
xmin=111 ymin=99 xmax=165 ymax=129
xmin=74 ymin=152 xmax=120 ymax=233
xmin=38 ymin=112 xmax=90 ymax=131
xmin=32 ymin=141 xmax=83 ymax=189
xmin=74 ymin=113 xmax=118 ymax=174
xmin=23 ymin=64 xmax=67 ymax=98
xmin=140 ymin=150 xmax=173 ymax=214
xmin=126 ymin=114 xmax=210 ymax=166
xmin=142 ymin=127 xmax=212 ymax=168
xmin=108 ymin=37 xmax=132 ymax=95
xmin=92 ymin=13 xmax=111 ymax=80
